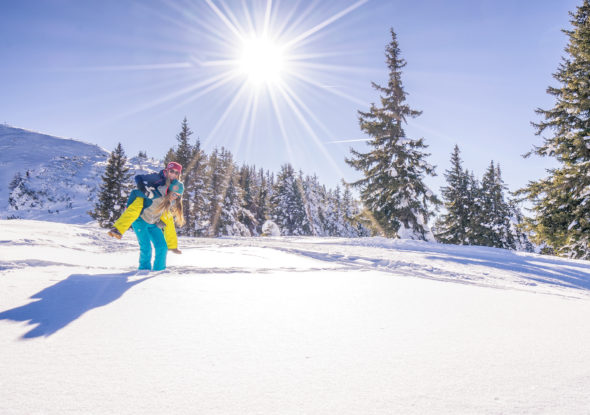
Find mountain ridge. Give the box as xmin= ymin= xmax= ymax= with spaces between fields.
xmin=0 ymin=124 xmax=160 ymax=223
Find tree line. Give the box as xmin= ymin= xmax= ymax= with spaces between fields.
xmin=91 ymin=119 xmax=371 ymax=238
xmin=435 ymin=146 xmax=532 ymax=252
xmin=92 ymin=118 xmax=527 ymax=249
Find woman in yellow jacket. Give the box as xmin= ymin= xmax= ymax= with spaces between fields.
xmin=111 ymin=180 xmax=185 ymax=271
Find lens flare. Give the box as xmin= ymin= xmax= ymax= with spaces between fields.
xmin=238 ymin=36 xmax=285 ymax=86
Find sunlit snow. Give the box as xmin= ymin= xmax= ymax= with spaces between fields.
xmin=2 ymin=220 xmax=590 ymax=414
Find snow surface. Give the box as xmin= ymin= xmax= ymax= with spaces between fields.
xmin=2 ymin=220 xmax=590 ymax=414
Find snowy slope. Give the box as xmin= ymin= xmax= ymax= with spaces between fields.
xmin=1 ymin=220 xmax=590 ymax=414
xmin=0 ymin=124 xmax=160 ymax=223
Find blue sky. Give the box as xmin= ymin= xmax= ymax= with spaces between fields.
xmin=0 ymin=0 xmax=580 ymax=195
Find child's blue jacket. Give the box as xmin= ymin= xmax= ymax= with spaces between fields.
xmin=135 ymin=170 xmax=166 ymax=195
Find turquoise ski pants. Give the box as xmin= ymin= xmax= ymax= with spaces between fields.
xmin=132 ymin=217 xmax=168 ymax=271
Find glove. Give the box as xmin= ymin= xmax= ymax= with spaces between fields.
xmin=171 ymin=248 xmax=182 ymax=254
xmin=156 ymin=220 xmax=166 ymax=230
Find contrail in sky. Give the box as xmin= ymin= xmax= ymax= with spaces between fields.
xmin=326 ymin=138 xmax=371 ymax=144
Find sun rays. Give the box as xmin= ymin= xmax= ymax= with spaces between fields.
xmin=96 ymin=0 xmax=372 ymax=179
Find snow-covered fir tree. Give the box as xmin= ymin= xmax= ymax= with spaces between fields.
xmin=517 ymin=0 xmax=590 ymax=259
xmin=302 ymin=174 xmax=328 ymax=236
xmin=167 ymin=118 xmax=195 ymax=235
xmin=91 ymin=143 xmax=132 ymax=228
xmin=342 ymin=185 xmax=370 ymax=237
xmin=205 ymin=148 xmax=248 ymax=236
xmin=463 ymin=171 xmax=480 ymax=245
xmin=173 ymin=118 xmax=194 ymax=170
xmin=271 ymin=164 xmax=310 ymax=236
xmin=163 ymin=147 xmax=176 ymax=167
xmin=235 ymin=168 xmax=275 ymax=236
xmin=206 ymin=148 xmax=225 ymax=236
xmin=472 ymin=162 xmax=515 ymax=249
xmin=346 ymin=28 xmax=440 ymax=240
xmin=252 ymin=168 xmax=273 ymax=235
xmin=186 ymin=139 xmax=210 ymax=236
xmin=216 ymin=156 xmax=252 ymax=236
xmin=325 ymin=186 xmax=344 ymax=236
xmin=165 ymin=118 xmax=211 ymax=236
xmin=298 ymin=170 xmax=316 ymax=235
xmin=436 ymin=145 xmax=473 ymax=245
xmin=238 ymin=165 xmax=261 ymax=235
xmin=8 ymin=171 xmax=34 ymax=213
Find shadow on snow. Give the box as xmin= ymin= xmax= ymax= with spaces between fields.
xmin=0 ymin=272 xmax=151 ymax=339
xmin=425 ymin=251 xmax=590 ymax=292
xmin=275 ymin=246 xmax=590 ymax=294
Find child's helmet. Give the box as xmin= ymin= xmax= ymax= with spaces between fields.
xmin=169 ymin=179 xmax=184 ymax=195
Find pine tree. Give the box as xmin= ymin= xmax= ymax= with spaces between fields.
xmin=436 ymin=145 xmax=472 ymax=244
xmin=463 ymin=170 xmax=480 ymax=245
xmin=217 ymin=157 xmax=251 ymax=236
xmin=206 ymin=148 xmax=224 ymax=236
xmin=302 ymin=174 xmax=328 ymax=236
xmin=251 ymin=168 xmax=272 ymax=235
xmin=172 ymin=118 xmax=195 ymax=235
xmin=174 ymin=117 xmax=194 ymax=168
xmin=346 ymin=28 xmax=440 ymax=240
xmin=8 ymin=172 xmax=25 ymax=211
xmin=164 ymin=118 xmax=211 ymax=236
xmin=186 ymin=139 xmax=209 ymax=237
xmin=206 ymin=148 xmax=248 ymax=236
xmin=239 ymin=165 xmax=260 ymax=235
xmin=517 ymin=1 xmax=590 ymax=259
xmin=324 ymin=187 xmax=343 ymax=236
xmin=473 ymin=162 xmax=514 ymax=249
xmin=91 ymin=143 xmax=132 ymax=228
xmin=494 ymin=165 xmax=516 ymax=250
xmin=163 ymin=148 xmax=176 ymax=167
xmin=8 ymin=172 xmax=23 ymax=192
xmin=271 ymin=164 xmax=310 ymax=235
xmin=298 ymin=170 xmax=315 ymax=235
xmin=341 ymin=185 xmax=361 ymax=237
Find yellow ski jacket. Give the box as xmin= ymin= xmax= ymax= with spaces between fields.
xmin=113 ymin=196 xmax=178 ymax=250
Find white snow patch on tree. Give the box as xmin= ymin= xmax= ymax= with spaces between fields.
xmin=262 ymin=220 xmax=281 ymax=236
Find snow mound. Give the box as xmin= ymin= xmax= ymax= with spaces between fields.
xmin=0 ymin=125 xmax=161 ymax=223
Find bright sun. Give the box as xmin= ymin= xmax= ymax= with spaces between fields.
xmin=238 ymin=36 xmax=285 ymax=87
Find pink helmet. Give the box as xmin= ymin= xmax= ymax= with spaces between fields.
xmin=167 ymin=161 xmax=183 ymax=173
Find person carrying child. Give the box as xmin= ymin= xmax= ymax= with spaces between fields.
xmin=108 ymin=162 xmax=185 ymax=271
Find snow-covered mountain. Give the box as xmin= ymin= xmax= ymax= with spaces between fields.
xmin=0 ymin=124 xmax=160 ymax=223
xmin=1 ymin=220 xmax=590 ymax=414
